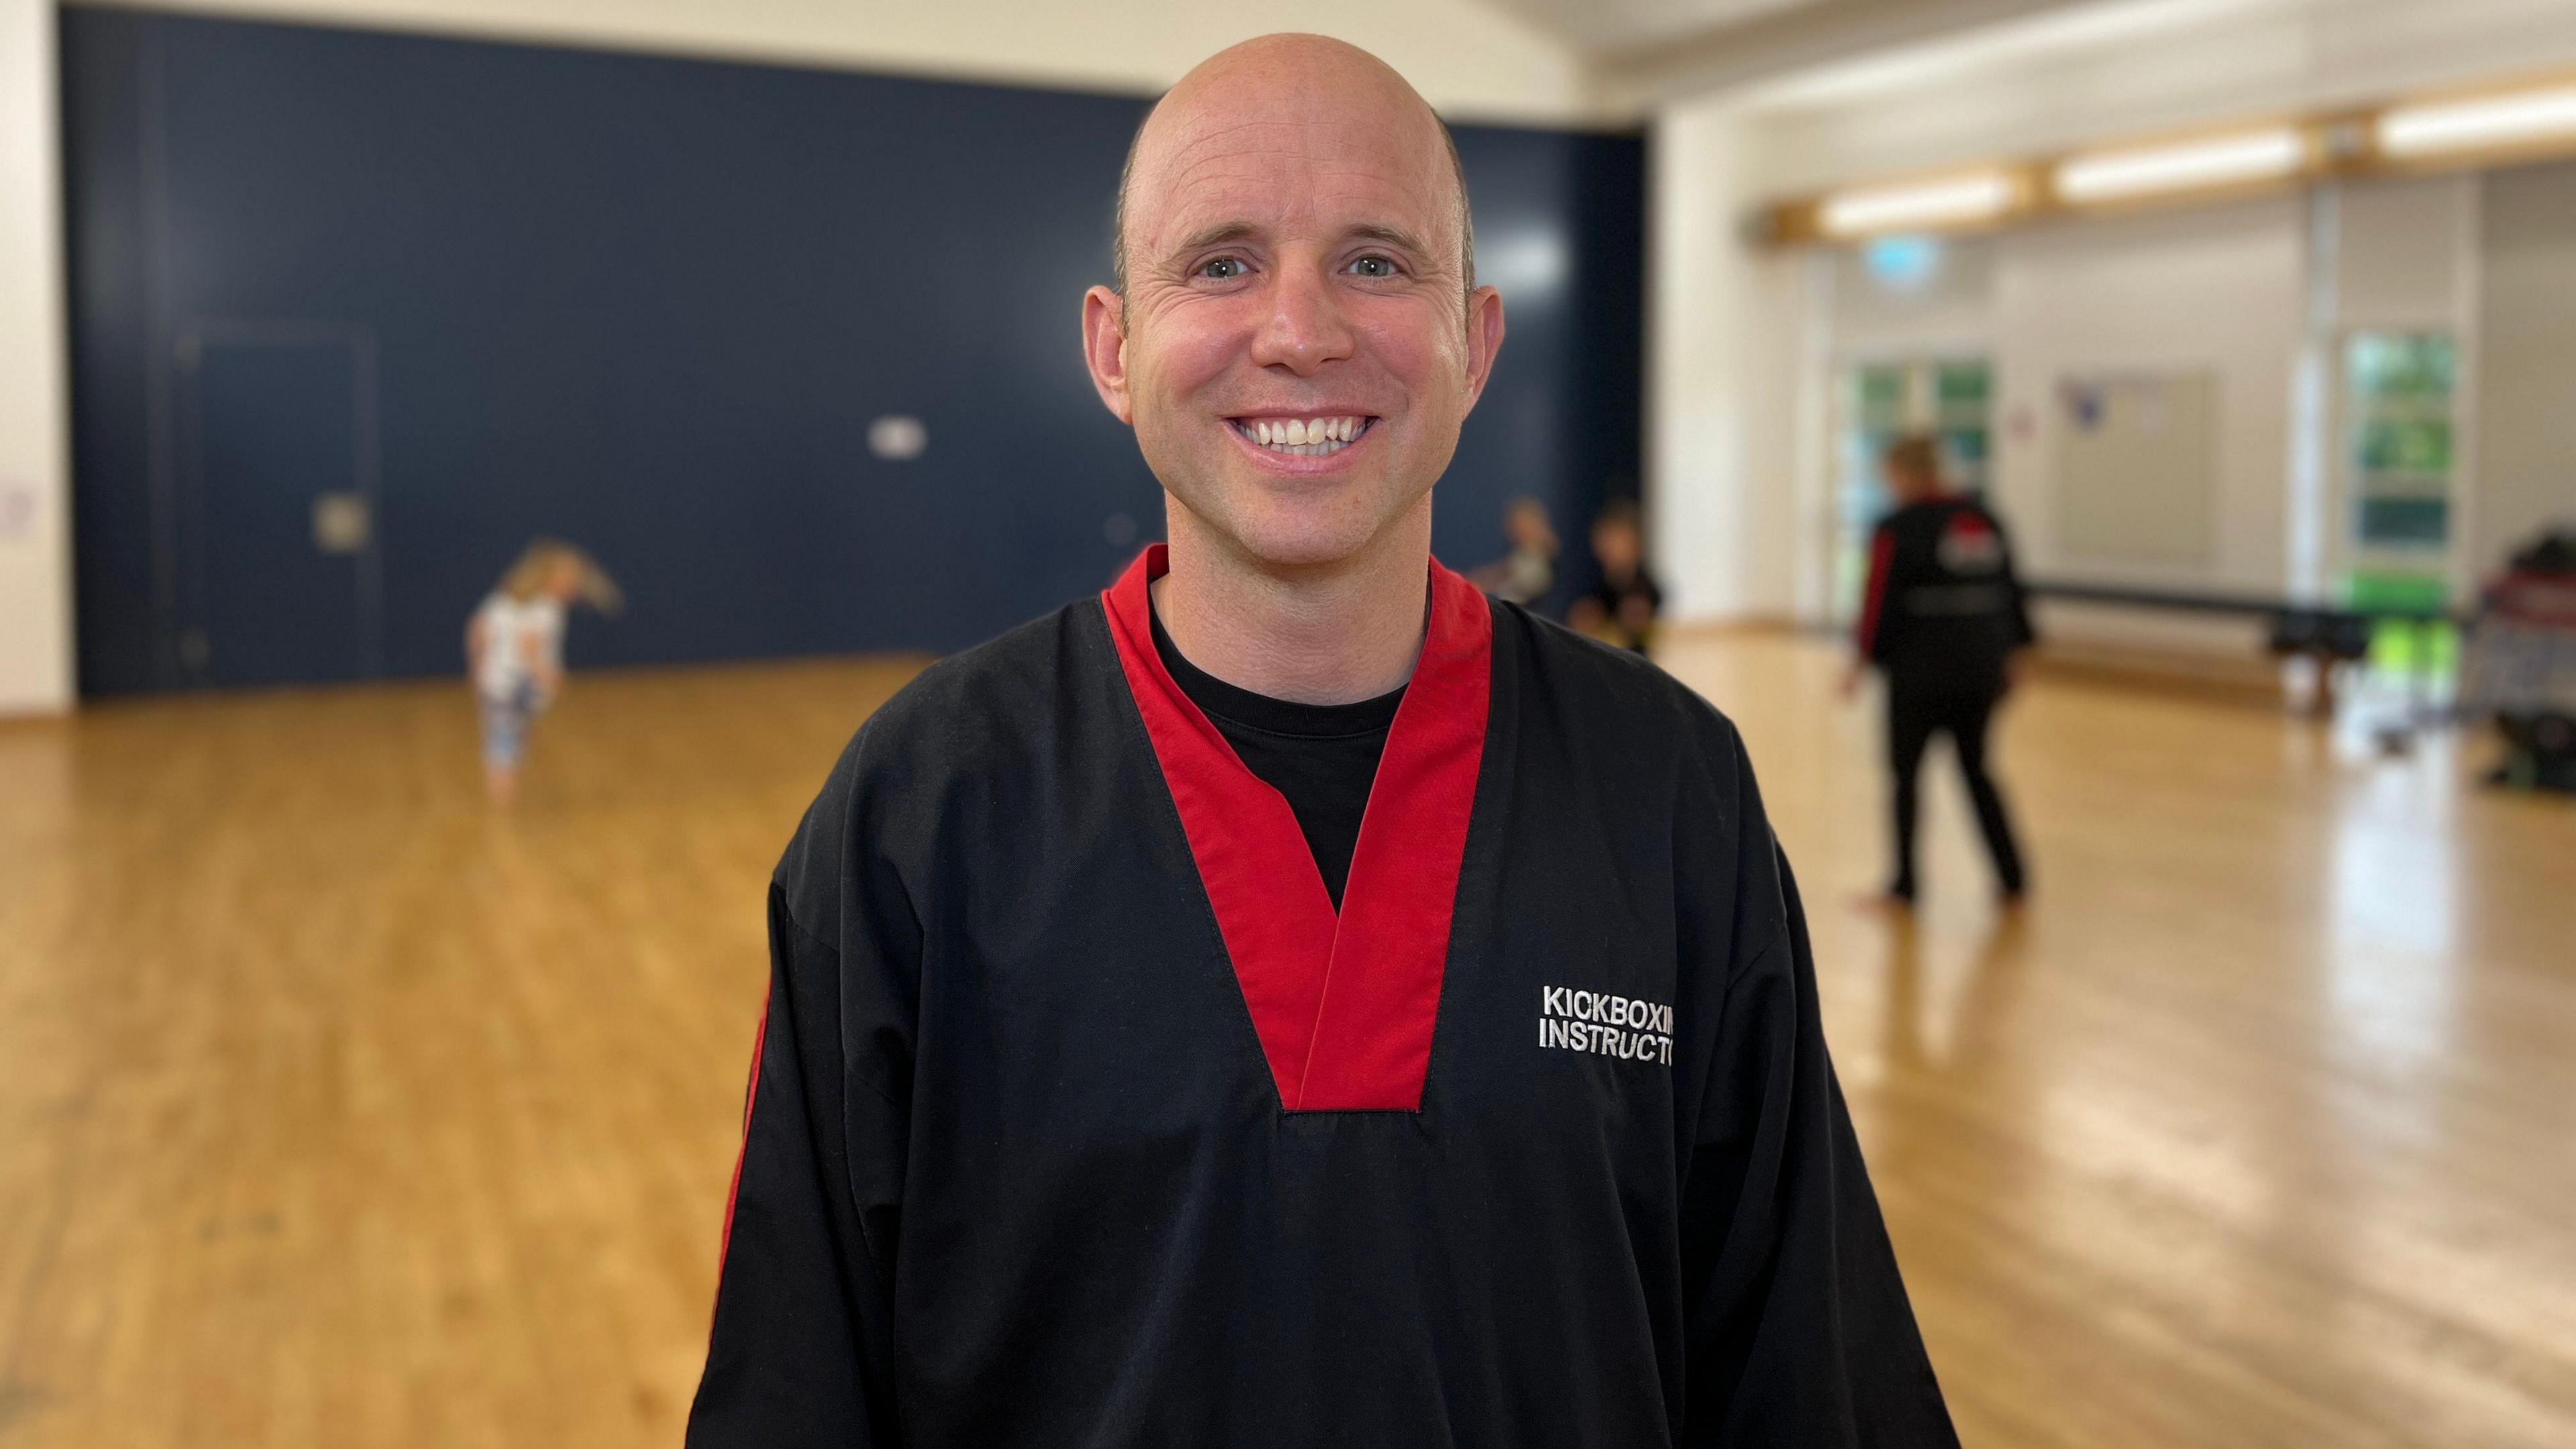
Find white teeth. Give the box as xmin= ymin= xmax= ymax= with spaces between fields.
xmin=1236 ymin=416 xmax=1368 ymax=456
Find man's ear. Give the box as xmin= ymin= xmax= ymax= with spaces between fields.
xmin=1081 ymin=285 xmax=1134 ymax=425
xmin=1460 ymin=284 xmax=1507 ymax=413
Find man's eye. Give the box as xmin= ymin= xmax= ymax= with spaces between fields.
xmin=1347 ymin=255 xmax=1399 ymax=278
xmin=1199 ymin=257 xmax=1249 ymax=280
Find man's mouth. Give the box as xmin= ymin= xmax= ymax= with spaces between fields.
xmin=1227 ymin=415 xmax=1377 ymax=458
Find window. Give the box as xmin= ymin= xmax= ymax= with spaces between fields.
xmin=1828 ymin=357 xmax=1993 ymax=625
xmin=2341 ymin=331 xmax=2459 ymax=674
xmin=2344 ymin=333 xmax=2456 ymax=566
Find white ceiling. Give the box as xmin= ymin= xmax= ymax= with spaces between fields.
xmin=1478 ymin=0 xmax=1829 ymax=56
xmin=1486 ymin=0 xmax=2145 ymax=117
xmin=1531 ymin=0 xmax=2576 ymax=126
xmin=1690 ymin=0 xmax=2576 ymax=195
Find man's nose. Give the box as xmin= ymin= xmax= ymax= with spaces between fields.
xmin=1247 ymin=262 xmax=1354 ymax=375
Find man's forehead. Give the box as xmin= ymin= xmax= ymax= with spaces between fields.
xmin=1133 ymin=112 xmax=1452 ymax=248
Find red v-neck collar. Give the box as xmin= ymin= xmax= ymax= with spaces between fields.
xmin=1102 ymin=544 xmax=1492 ymax=1112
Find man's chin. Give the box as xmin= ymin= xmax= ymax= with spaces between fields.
xmin=1226 ymin=527 xmax=1379 ymax=574
xmin=1193 ymin=502 xmax=1394 ymax=576
xmin=1153 ymin=452 xmax=1428 ymax=574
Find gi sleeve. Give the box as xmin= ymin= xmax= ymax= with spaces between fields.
xmin=688 ymin=740 xmax=920 ymax=1446
xmin=1996 ymin=515 xmax=2037 ymax=651
xmin=1855 ymin=522 xmax=1898 ymax=667
xmin=1673 ymin=724 xmax=1957 ymax=1447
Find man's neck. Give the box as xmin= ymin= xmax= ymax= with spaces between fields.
xmin=1151 ymin=500 xmax=1432 ymax=706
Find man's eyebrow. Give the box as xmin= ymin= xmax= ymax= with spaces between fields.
xmin=1169 ymin=221 xmax=1263 ymax=257
xmin=1162 ymin=221 xmax=1438 ymax=261
xmin=1346 ymin=222 xmax=1434 ymax=258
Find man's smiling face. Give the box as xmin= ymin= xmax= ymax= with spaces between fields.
xmin=1084 ymin=37 xmax=1505 ymax=572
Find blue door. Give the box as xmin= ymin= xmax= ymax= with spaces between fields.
xmin=176 ymin=331 xmax=381 ymax=688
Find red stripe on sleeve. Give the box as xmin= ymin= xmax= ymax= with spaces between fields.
xmin=712 ymin=999 xmax=769 ymax=1279
xmin=1855 ymin=527 xmax=1895 ymax=657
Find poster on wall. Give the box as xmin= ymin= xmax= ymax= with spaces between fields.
xmin=2052 ymin=372 xmax=2218 ymax=569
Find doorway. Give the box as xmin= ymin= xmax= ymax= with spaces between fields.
xmin=1826 ymin=354 xmax=1994 ymax=629
xmin=172 ymin=324 xmax=383 ymax=688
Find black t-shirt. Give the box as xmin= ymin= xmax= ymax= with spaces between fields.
xmin=1150 ymin=607 xmax=1402 ymax=908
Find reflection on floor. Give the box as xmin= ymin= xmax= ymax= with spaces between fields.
xmin=0 ymin=631 xmax=2569 ymax=1448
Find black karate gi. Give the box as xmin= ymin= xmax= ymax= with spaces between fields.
xmin=689 ymin=545 xmax=1957 ymax=1448
xmin=1856 ymin=496 xmax=2033 ymax=902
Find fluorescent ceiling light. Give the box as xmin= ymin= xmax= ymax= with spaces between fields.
xmin=2379 ymin=85 xmax=2576 ymax=158
xmin=1818 ymin=173 xmax=2017 ymax=237
xmin=2053 ymin=128 xmax=2306 ymax=203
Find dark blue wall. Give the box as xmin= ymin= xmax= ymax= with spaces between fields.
xmin=62 ymin=8 xmax=1644 ymax=694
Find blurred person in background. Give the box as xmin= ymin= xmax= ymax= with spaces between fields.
xmin=689 ymin=32 xmax=1955 ymax=1449
xmin=1843 ymin=433 xmax=2032 ymax=908
xmin=1466 ymin=494 xmax=1558 ymax=604
xmin=1566 ymin=498 xmax=1661 ymax=653
xmin=2463 ymin=525 xmax=2576 ymax=792
xmin=464 ymin=539 xmax=622 ymax=806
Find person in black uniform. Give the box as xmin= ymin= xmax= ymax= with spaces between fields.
xmin=1844 ymin=433 xmax=2033 ymax=907
xmin=1566 ymin=498 xmax=1664 ymax=653
xmin=688 ymin=35 xmax=1959 ymax=1448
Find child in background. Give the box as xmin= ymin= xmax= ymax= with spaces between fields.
xmin=1566 ymin=500 xmax=1662 ymax=654
xmin=465 ymin=539 xmax=623 ymax=806
xmin=1468 ymin=496 xmax=1560 ymax=606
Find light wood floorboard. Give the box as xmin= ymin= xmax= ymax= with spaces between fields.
xmin=1 ymin=634 xmax=2569 ymax=1447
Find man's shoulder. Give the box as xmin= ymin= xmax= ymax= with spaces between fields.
xmin=870 ymin=601 xmax=1097 ymax=747
xmin=1496 ymin=599 xmax=1746 ymax=763
xmin=1494 ymin=601 xmax=1770 ymax=862
xmin=775 ymin=598 xmax=1106 ymax=905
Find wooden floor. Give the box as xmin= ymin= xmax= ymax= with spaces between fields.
xmin=1 ymin=633 xmax=2570 ymax=1448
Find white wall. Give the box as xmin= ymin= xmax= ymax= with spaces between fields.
xmin=1990 ymin=199 xmax=2307 ymax=597
xmin=1648 ymin=101 xmax=1812 ymax=621
xmin=2336 ymin=175 xmax=2471 ymax=333
xmin=1829 ymin=236 xmax=1994 ymax=358
xmin=2475 ymin=160 xmax=2576 ymax=578
xmin=79 ymin=0 xmax=1603 ymax=123
xmin=0 ymin=0 xmax=72 ymax=715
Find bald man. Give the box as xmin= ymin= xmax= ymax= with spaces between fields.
xmin=688 ymin=35 xmax=1957 ymax=1449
